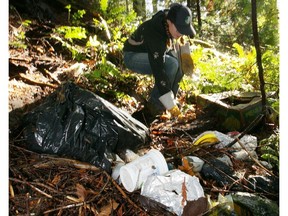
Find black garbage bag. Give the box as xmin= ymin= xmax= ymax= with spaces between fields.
xmin=22 ymin=82 xmax=150 ymax=173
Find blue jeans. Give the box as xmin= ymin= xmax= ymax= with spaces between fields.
xmin=123 ymin=51 xmax=183 ymax=110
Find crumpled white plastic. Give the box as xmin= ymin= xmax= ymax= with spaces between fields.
xmin=140 ymin=170 xmax=204 ymax=216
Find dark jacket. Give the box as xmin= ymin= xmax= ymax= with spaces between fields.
xmin=123 ymin=10 xmax=173 ymax=96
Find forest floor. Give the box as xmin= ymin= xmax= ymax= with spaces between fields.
xmin=8 ymin=3 xmax=279 ymax=216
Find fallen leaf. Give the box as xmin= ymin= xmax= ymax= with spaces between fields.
xmin=51 ymin=174 xmax=61 ymax=186
xmin=98 ymin=199 xmax=119 ymax=215
xmin=178 ymin=157 xmax=195 ymax=176
xmin=76 ymin=183 xmax=87 ymax=202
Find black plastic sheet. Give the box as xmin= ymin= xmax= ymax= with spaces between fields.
xmin=23 ymin=82 xmax=150 ymax=173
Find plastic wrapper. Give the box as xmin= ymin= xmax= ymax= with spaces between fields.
xmin=22 ymin=82 xmax=150 ymax=173
xmin=140 ymin=170 xmax=205 ymax=216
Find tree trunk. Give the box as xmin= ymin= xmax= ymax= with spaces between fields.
xmin=126 ymin=0 xmax=129 ymax=13
xmin=251 ymin=0 xmax=267 ymax=111
xmin=133 ymin=0 xmax=146 ymax=18
xmin=152 ymin=0 xmax=158 ymax=13
xmin=196 ymin=0 xmax=202 ymax=33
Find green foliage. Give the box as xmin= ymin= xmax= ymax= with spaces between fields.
xmin=9 ymin=31 xmax=27 ymax=49
xmin=258 ymin=133 xmax=279 ymax=170
xmin=65 ymin=4 xmax=71 ymax=22
xmin=65 ymin=4 xmax=86 ymax=25
xmin=107 ymin=2 xmax=138 ymax=43
xmin=55 ymin=26 xmax=87 ymax=41
xmin=232 ymin=43 xmax=279 ymax=93
xmin=22 ymin=20 xmax=32 ymax=27
xmin=85 ymin=58 xmax=123 ymax=83
xmin=48 ymin=0 xmax=279 ymax=110
xmin=51 ymin=34 xmax=85 ymax=60
xmin=201 ymin=0 xmax=279 ymax=51
xmin=52 ymin=26 xmax=87 ymax=60
xmin=185 ymin=44 xmax=249 ymax=94
xmin=83 ymin=58 xmax=136 ymax=102
xmin=71 ymin=9 xmax=86 ymax=26
xmin=181 ymin=41 xmax=279 ymax=101
xmin=100 ymin=0 xmax=108 ymax=12
xmin=232 ymin=43 xmax=259 ymax=90
xmin=9 ymin=20 xmax=32 ymax=49
xmin=261 ymin=47 xmax=280 ymax=92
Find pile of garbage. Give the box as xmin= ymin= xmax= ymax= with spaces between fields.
xmin=110 ymin=130 xmax=279 ymax=215
xmin=10 ymin=82 xmax=279 ymax=215
xmin=21 ymin=82 xmax=150 ymax=173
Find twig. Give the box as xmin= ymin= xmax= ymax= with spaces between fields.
xmin=226 ymin=113 xmax=264 ymax=148
xmin=235 ymin=137 xmax=276 ymax=177
xmin=9 ymin=177 xmax=53 ymax=199
xmin=199 ymin=152 xmax=255 ymax=193
xmin=43 ymin=201 xmax=98 ymax=214
xmin=33 ymin=156 xmax=101 ymax=172
xmin=9 ymin=56 xmax=32 ymax=62
xmin=202 ymin=150 xmax=278 ymax=197
xmin=26 ymin=193 xmax=30 ymax=215
xmin=43 ymin=69 xmax=61 ymax=85
xmin=9 ymin=181 xmax=15 ymax=198
xmin=103 ymin=171 xmax=146 ymax=213
xmin=32 ymin=182 xmax=62 ymax=194
xmin=19 ymin=72 xmax=58 ymax=88
xmin=43 ymin=171 xmax=141 ymax=215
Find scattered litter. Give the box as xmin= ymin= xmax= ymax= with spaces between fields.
xmin=192 ymin=131 xmax=220 ymax=146
xmin=111 ymin=154 xmax=125 ymax=183
xmin=120 ymin=149 xmax=168 ymax=192
xmin=216 ymin=154 xmax=233 ymax=167
xmin=122 ymin=149 xmax=140 ymax=163
xmin=183 ymin=156 xmax=204 ymax=172
xmin=141 ymin=169 xmax=205 ymax=216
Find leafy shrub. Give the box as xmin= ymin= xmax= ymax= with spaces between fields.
xmin=258 ymin=133 xmax=279 ymax=171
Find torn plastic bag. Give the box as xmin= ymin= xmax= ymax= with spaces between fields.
xmin=141 ymin=169 xmax=205 ymax=216
xmin=22 ymin=82 xmax=150 ymax=173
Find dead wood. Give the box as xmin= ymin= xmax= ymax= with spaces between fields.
xmin=19 ymin=72 xmax=58 ymax=88
xmin=9 ymin=144 xmax=151 ymax=215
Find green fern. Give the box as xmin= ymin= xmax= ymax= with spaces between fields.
xmin=55 ymin=26 xmax=87 ymax=41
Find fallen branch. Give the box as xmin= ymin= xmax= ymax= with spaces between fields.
xmin=235 ymin=138 xmax=276 ymax=177
xmin=33 ymin=155 xmax=101 ymax=172
xmin=9 ymin=56 xmax=32 ymax=62
xmin=104 ymin=171 xmax=146 ymax=213
xmin=43 ymin=201 xmax=98 ymax=214
xmin=19 ymin=72 xmax=58 ymax=88
xmin=43 ymin=69 xmax=61 ymax=85
xmin=226 ymin=113 xmax=264 ymax=148
xmin=9 ymin=177 xmax=53 ymax=199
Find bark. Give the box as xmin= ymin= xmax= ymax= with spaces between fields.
xmin=152 ymin=0 xmax=158 ymax=13
xmin=133 ymin=0 xmax=146 ymax=18
xmin=196 ymin=0 xmax=202 ymax=32
xmin=126 ymin=0 xmax=129 ymax=13
xmin=251 ymin=0 xmax=267 ymax=111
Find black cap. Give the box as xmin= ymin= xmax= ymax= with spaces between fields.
xmin=167 ymin=3 xmax=196 ymax=38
